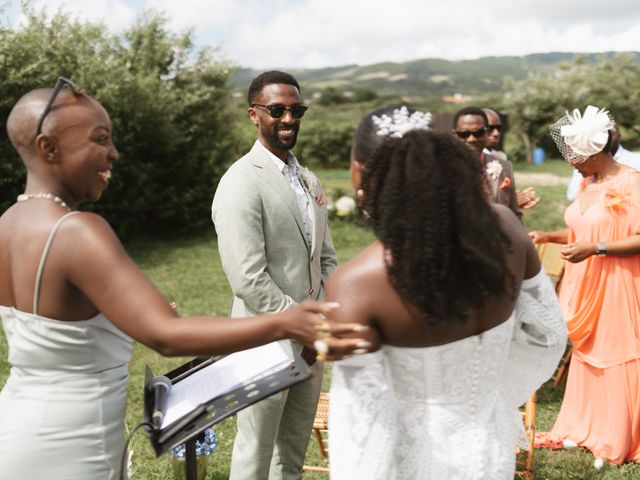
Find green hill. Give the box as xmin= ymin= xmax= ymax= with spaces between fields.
xmin=230 ymin=51 xmax=640 ymax=101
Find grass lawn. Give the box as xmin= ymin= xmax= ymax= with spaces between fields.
xmin=1 ymin=160 xmax=639 ymax=478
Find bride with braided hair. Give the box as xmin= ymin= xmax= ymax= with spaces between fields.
xmin=325 ymin=104 xmax=567 ymax=479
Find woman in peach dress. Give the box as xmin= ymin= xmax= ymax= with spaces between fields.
xmin=531 ymin=106 xmax=640 ymax=466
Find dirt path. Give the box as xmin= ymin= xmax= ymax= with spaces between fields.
xmin=514 ymin=172 xmax=570 ymax=186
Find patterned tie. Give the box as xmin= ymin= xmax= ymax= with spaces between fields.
xmin=283 ymin=164 xmax=313 ymax=247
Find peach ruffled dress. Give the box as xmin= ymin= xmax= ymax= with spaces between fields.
xmin=543 ymin=170 xmax=640 ymax=464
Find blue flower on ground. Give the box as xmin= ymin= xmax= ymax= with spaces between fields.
xmin=171 ymin=428 xmax=218 ymax=458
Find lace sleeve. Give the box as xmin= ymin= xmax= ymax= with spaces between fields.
xmin=328 ymin=350 xmax=398 ymax=479
xmin=506 ymin=268 xmax=568 ymax=407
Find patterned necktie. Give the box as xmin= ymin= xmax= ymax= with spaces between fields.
xmin=283 ymin=164 xmax=313 ymax=247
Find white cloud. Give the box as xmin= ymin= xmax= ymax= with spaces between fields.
xmin=7 ymin=0 xmax=640 ymax=68
xmin=165 ymin=0 xmax=640 ymax=68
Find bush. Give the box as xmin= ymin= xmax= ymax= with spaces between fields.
xmin=0 ymin=7 xmax=236 ymax=238
xmin=295 ymin=121 xmax=354 ymax=169
xmin=317 ymin=87 xmax=348 ymax=106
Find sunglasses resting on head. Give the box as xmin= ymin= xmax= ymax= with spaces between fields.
xmin=36 ymin=76 xmax=82 ymax=135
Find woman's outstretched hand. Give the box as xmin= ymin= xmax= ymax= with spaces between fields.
xmin=528 ymin=230 xmax=547 ymax=244
xmin=282 ymin=300 xmax=372 ymax=361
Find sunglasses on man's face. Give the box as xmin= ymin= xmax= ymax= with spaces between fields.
xmin=36 ymin=76 xmax=82 ymax=135
xmin=488 ymin=124 xmax=502 ymax=132
xmin=251 ymin=103 xmax=308 ymax=119
xmin=455 ymin=127 xmax=487 ymax=139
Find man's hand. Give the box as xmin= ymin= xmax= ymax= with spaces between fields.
xmin=301 ymin=346 xmax=317 ymax=366
xmin=560 ymin=242 xmax=596 ymax=263
xmin=517 ymin=187 xmax=540 ymax=210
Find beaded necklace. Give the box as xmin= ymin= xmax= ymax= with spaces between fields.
xmin=16 ymin=192 xmax=71 ymax=211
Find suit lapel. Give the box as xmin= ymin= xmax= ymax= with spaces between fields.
xmin=310 ymin=193 xmax=322 ymax=256
xmin=248 ymin=143 xmax=309 ymax=250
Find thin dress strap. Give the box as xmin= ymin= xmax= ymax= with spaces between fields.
xmin=33 ymin=211 xmax=80 ymax=315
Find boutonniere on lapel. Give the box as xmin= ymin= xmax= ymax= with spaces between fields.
xmin=300 ymin=167 xmax=325 ymax=206
xmin=485 ymin=159 xmax=503 ymax=196
xmin=498 ymin=176 xmax=511 ymax=190
xmin=486 ymin=159 xmax=503 ymax=182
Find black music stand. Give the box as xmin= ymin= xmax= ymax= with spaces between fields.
xmin=144 ymin=350 xmax=311 ymax=480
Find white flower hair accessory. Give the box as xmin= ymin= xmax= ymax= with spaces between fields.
xmin=550 ymin=105 xmax=615 ymax=163
xmin=371 ymin=106 xmax=431 ymax=138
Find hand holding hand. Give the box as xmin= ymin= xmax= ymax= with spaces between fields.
xmin=517 ymin=187 xmax=540 ymax=210
xmin=560 ymin=242 xmax=596 ymax=263
xmin=283 ymin=300 xmax=372 ymax=360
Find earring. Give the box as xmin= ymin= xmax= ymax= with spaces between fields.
xmin=355 ymin=188 xmax=371 ymax=219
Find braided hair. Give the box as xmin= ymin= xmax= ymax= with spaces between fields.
xmin=354 ymin=106 xmax=513 ymax=326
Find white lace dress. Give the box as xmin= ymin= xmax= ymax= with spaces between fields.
xmin=329 ymin=268 xmax=566 ymax=480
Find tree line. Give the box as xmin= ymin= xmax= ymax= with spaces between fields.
xmin=0 ymin=7 xmax=235 ymax=238
xmin=500 ymin=53 xmax=640 ymax=164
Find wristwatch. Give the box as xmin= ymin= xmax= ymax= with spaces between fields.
xmin=596 ymin=242 xmax=607 ymax=255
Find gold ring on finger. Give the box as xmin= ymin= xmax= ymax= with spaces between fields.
xmin=314 ymin=321 xmax=331 ymax=336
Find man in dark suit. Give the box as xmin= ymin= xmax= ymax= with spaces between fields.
xmin=483 ymin=107 xmax=539 ymax=210
xmin=452 ymin=106 xmax=522 ymax=220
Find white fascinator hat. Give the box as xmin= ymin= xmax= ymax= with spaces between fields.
xmin=549 ymin=105 xmax=615 ymax=163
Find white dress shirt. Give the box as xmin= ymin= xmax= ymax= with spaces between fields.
xmin=256 ymin=141 xmax=314 ymax=247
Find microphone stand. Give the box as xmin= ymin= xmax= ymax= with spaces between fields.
xmin=184 ymin=431 xmax=205 ymax=480
xmin=185 ymin=437 xmax=197 ymax=480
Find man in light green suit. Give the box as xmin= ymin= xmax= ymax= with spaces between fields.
xmin=211 ymin=71 xmax=337 ymax=480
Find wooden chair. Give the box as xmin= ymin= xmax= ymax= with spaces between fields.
xmin=534 ymin=242 xmax=572 ymax=387
xmin=535 ymin=242 xmax=565 ymax=291
xmin=515 ymin=392 xmax=537 ymax=480
xmin=515 ymin=243 xmax=568 ymax=478
xmin=552 ymin=343 xmax=572 ymax=387
xmin=303 ymin=392 xmax=330 ymax=473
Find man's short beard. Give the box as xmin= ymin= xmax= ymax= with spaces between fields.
xmin=265 ymin=126 xmax=299 ymax=151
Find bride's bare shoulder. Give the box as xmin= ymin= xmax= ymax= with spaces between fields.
xmin=329 ymin=241 xmax=387 ymax=287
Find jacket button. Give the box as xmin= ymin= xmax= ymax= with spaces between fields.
xmin=309 ymin=288 xmax=314 ymax=295
xmin=310 ymin=255 xmax=314 ymax=262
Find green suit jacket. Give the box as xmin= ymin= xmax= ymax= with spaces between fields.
xmin=211 ymin=141 xmax=337 ymax=317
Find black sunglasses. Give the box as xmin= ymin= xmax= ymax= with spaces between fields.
xmin=251 ymin=103 xmax=308 ymax=119
xmin=488 ymin=124 xmax=502 ymax=132
xmin=36 ymin=76 xmax=82 ymax=135
xmin=455 ymin=127 xmax=487 ymax=139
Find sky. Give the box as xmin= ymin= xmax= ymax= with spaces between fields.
xmin=3 ymin=0 xmax=640 ymax=69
